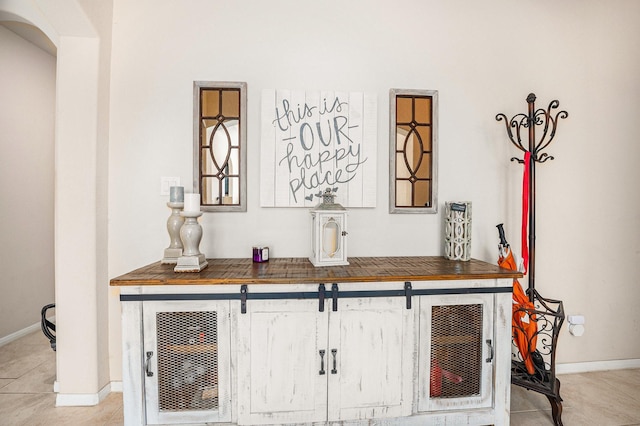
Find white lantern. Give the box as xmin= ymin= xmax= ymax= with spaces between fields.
xmin=309 ymin=188 xmax=349 ymax=267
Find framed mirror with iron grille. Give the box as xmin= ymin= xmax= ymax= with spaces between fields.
xmin=194 ymin=81 xmax=247 ymax=212
xmin=389 ymin=89 xmax=438 ymax=214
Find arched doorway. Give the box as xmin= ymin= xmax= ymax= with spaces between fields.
xmin=0 ymin=21 xmax=56 ymax=345
xmin=0 ymin=0 xmax=110 ymax=406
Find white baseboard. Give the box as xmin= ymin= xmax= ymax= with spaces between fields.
xmin=110 ymin=381 xmax=123 ymax=392
xmin=98 ymin=383 xmax=112 ymax=401
xmin=56 ymin=392 xmax=100 ymax=407
xmin=56 ymin=382 xmax=113 ymax=407
xmin=0 ymin=316 xmax=55 ymax=347
xmin=557 ymin=358 xmax=640 ymax=375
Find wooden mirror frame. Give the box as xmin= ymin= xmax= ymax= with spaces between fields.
xmin=389 ymin=89 xmax=438 ymax=214
xmin=193 ymin=81 xmax=247 ymax=212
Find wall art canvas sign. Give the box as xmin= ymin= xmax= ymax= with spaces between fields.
xmin=261 ymin=90 xmax=377 ymax=208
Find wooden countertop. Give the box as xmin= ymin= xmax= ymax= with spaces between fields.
xmin=110 ymin=256 xmax=521 ymax=286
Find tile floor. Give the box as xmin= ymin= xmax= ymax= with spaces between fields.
xmin=1 ymin=330 xmax=639 ymax=425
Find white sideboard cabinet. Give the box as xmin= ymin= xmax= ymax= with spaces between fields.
xmin=112 ymin=257 xmax=519 ymax=426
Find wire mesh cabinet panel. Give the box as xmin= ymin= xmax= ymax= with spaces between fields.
xmin=417 ymin=294 xmax=494 ymax=412
xmin=142 ymin=301 xmax=231 ymax=425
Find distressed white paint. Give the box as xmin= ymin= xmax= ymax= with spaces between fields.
xmin=493 ymin=289 xmax=513 ymax=423
xmin=327 ymin=296 xmax=415 ymax=421
xmin=236 ymin=295 xmax=414 ymax=425
xmin=142 ymin=300 xmax=231 ymax=425
xmin=417 ymin=294 xmax=494 ymax=412
xmin=119 ymin=277 xmax=511 ymax=425
xmin=237 ymin=299 xmax=328 ymax=425
xmin=121 ymin=300 xmax=145 ymax=426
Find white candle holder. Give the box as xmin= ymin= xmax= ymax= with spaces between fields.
xmin=161 ymin=201 xmax=184 ymax=264
xmin=174 ymin=211 xmax=208 ymax=272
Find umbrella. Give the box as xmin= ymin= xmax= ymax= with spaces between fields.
xmin=497 ymin=224 xmax=537 ymax=375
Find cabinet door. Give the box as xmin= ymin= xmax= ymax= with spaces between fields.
xmin=142 ymin=300 xmax=231 ymax=425
xmin=418 ymin=294 xmax=494 ymax=412
xmin=237 ymin=299 xmax=329 ymax=425
xmin=328 ymin=296 xmax=415 ymax=422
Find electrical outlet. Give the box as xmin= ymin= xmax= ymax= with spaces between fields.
xmin=567 ymin=315 xmax=585 ymax=325
xmin=160 ymin=177 xmax=180 ymax=196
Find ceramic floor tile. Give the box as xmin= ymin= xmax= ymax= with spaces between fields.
xmin=511 ymin=409 xmax=556 ymax=426
xmin=104 ymin=402 xmax=125 ymax=426
xmin=587 ymin=369 xmax=640 ymax=402
xmin=0 ymin=392 xmax=58 ymax=425
xmin=510 ymin=383 xmax=553 ymax=412
xmin=42 ymin=393 xmax=123 ymax=426
xmin=511 ymin=370 xmax=640 ymax=426
xmin=559 ymin=402 xmax=640 ymax=426
xmin=3 ymin=331 xmax=640 ymax=426
xmin=0 ymin=336 xmax=54 ymax=379
xmin=0 ymin=332 xmax=51 ymax=359
xmin=558 ymin=371 xmax=640 ymax=424
xmin=0 ymin=392 xmax=124 ymax=426
xmin=0 ymin=355 xmax=56 ymax=393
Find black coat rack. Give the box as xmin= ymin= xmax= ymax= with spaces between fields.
xmin=496 ymin=93 xmax=567 ymax=426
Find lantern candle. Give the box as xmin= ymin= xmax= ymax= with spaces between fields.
xmin=322 ymin=220 xmax=339 ymax=258
xmin=309 ymin=188 xmax=349 ymax=267
xmin=184 ymin=193 xmax=200 ymax=213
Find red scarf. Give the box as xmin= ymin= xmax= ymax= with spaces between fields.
xmin=521 ymin=151 xmax=531 ymax=274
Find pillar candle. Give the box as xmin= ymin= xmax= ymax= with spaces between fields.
xmin=169 ymin=186 xmax=184 ymax=203
xmin=184 ymin=193 xmax=200 ymax=212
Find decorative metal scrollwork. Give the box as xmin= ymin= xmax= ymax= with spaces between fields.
xmin=511 ymin=290 xmax=564 ymax=389
xmin=495 ymin=93 xmax=568 ymax=164
xmin=206 ymin=118 xmax=233 ymax=179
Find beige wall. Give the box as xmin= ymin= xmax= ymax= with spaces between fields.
xmin=78 ymin=0 xmax=114 ymax=397
xmin=108 ymin=0 xmax=640 ymax=374
xmin=0 ymin=24 xmax=55 ymax=339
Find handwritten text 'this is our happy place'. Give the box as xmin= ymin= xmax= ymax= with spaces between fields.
xmin=273 ymin=96 xmax=368 ymax=202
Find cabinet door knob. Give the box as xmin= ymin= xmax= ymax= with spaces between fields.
xmin=319 ymin=350 xmax=326 ymax=375
xmin=145 ymin=351 xmax=154 ymax=377
xmin=331 ymin=349 xmax=338 ymax=374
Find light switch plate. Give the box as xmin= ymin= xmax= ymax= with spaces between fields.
xmin=160 ymin=177 xmax=180 ymax=196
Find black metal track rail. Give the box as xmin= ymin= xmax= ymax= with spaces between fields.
xmin=120 ymin=283 xmax=512 ymax=313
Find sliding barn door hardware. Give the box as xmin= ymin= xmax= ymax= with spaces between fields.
xmin=318 ymin=283 xmax=326 ymax=312
xmin=240 ymin=284 xmax=248 ymax=314
xmin=331 ymin=283 xmax=339 ymax=312
xmin=404 ymin=282 xmax=413 ymax=309
xmin=120 ymin=283 xmax=511 ymax=314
